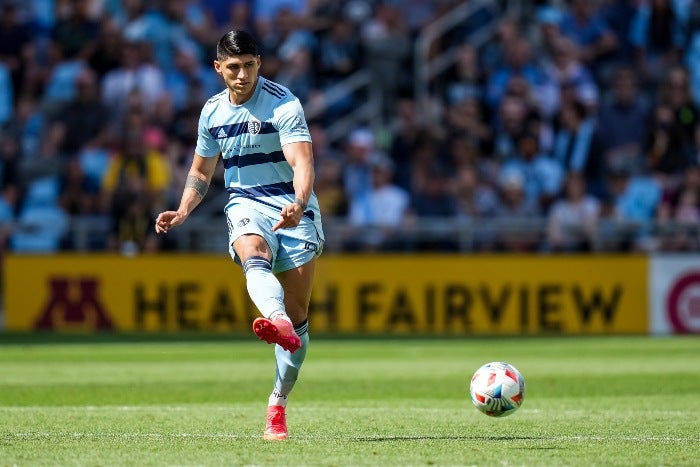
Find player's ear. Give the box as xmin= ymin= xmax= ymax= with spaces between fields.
xmin=214 ymin=60 xmax=222 ymax=75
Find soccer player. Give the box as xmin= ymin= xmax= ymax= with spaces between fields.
xmin=154 ymin=30 xmax=324 ymax=440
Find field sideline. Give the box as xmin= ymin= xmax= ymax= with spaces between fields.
xmin=0 ymin=335 xmax=698 ymax=466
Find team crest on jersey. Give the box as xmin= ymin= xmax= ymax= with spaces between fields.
xmin=248 ymin=119 xmax=262 ymax=135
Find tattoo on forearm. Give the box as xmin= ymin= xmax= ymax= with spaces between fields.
xmin=186 ymin=175 xmax=209 ymax=199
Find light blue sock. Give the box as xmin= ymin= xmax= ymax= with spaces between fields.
xmin=243 ymin=256 xmax=286 ymax=320
xmin=268 ymin=320 xmax=309 ymax=407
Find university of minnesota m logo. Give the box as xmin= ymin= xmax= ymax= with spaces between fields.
xmin=34 ymin=277 xmax=114 ymax=330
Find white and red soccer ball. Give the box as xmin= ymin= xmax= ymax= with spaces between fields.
xmin=469 ymin=362 xmax=525 ymax=417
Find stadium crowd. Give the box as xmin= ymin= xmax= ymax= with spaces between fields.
xmin=1 ymin=0 xmax=700 ymax=257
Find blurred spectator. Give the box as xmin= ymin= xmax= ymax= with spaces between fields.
xmin=0 ymin=60 xmax=11 ymax=127
xmin=492 ymin=95 xmax=531 ymax=161
xmin=393 ymin=132 xmax=446 ymax=197
xmin=341 ymin=127 xmax=377 ymax=202
xmin=479 ymin=15 xmax=520 ymax=78
xmin=540 ymin=35 xmax=599 ymax=118
xmin=164 ymin=41 xmax=220 ymax=112
xmin=309 ymin=120 xmax=342 ymax=168
xmin=645 ymin=66 xmax=698 ymax=178
xmin=485 ymin=36 xmax=545 ymax=112
xmin=602 ymin=163 xmax=662 ymax=250
xmin=553 ymin=99 xmax=597 ymax=179
xmin=58 ymin=156 xmax=101 ymax=218
xmin=500 ymin=130 xmax=564 ymax=211
xmin=11 ymin=175 xmax=69 ymax=253
xmin=657 ymin=162 xmax=700 ymax=250
xmin=0 ymin=183 xmax=18 ymax=254
xmin=558 ymin=0 xmax=618 ymax=68
xmin=254 ymin=0 xmax=308 ymax=37
xmin=314 ymin=156 xmax=348 ymax=219
xmin=598 ymin=0 xmax=638 ymax=64
xmin=533 ymin=5 xmax=563 ymax=63
xmin=360 ymin=2 xmax=412 ymax=120
xmin=51 ymin=0 xmax=100 ymax=61
xmin=443 ymin=43 xmax=486 ymax=107
xmin=450 ymin=163 xmax=499 ymax=221
xmin=444 ymin=97 xmax=492 ymax=156
xmin=407 ymin=166 xmax=455 ymax=218
xmin=630 ymin=0 xmax=690 ymax=84
xmin=347 ymin=152 xmax=410 ymax=251
xmin=0 ymin=129 xmax=21 ymax=191
xmin=44 ymin=67 xmax=110 ymax=160
xmin=657 ymin=65 xmax=698 ymax=141
xmin=645 ymin=103 xmax=689 ymax=178
xmin=86 ymin=17 xmax=125 ymax=79
xmin=5 ymin=96 xmax=44 ymax=177
xmin=389 ymin=97 xmax=435 ymax=175
xmin=101 ymin=125 xmax=171 ymax=253
xmin=101 ymin=39 xmax=166 ymax=115
xmin=546 ymin=171 xmax=601 ymax=252
xmin=201 ymin=0 xmax=251 ymax=29
xmin=493 ymin=168 xmax=542 ymax=251
xmin=259 ymin=6 xmax=316 ymax=83
xmin=316 ymin=14 xmax=360 ymax=88
xmin=595 ymin=66 xmax=651 ymax=177
xmin=274 ymin=46 xmax=315 ymax=105
xmin=0 ymin=1 xmax=36 ymax=97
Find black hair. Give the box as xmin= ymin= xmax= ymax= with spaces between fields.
xmin=216 ymin=30 xmax=259 ymax=60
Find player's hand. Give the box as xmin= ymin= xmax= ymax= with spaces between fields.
xmin=155 ymin=211 xmax=186 ymax=234
xmin=272 ymin=202 xmax=304 ymax=231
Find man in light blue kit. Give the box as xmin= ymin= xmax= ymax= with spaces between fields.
xmin=155 ymin=30 xmax=324 ymax=441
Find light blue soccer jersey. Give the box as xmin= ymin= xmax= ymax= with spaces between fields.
xmin=195 ymin=77 xmax=323 ymax=240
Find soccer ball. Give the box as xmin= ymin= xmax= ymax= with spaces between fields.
xmin=469 ymin=361 xmax=525 ymax=417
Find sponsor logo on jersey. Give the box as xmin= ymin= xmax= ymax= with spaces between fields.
xmin=237 ymin=218 xmax=250 ymax=228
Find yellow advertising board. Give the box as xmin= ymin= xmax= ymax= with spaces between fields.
xmin=4 ymin=254 xmax=648 ymax=335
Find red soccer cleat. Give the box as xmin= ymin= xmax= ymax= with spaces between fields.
xmin=263 ymin=405 xmax=288 ymax=440
xmin=252 ymin=316 xmax=301 ymax=353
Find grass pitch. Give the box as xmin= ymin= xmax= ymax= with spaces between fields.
xmin=0 ymin=335 xmax=698 ymax=466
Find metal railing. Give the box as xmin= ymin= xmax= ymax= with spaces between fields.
xmin=57 ymin=215 xmax=700 ymax=254
xmin=304 ymin=70 xmax=383 ymax=145
xmin=413 ymin=0 xmax=503 ymax=105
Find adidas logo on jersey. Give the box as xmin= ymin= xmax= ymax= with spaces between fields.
xmin=217 ymin=128 xmax=227 ymax=138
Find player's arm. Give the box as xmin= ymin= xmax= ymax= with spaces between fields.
xmin=155 ymin=153 xmax=219 ymax=234
xmin=274 ymin=141 xmax=314 ymax=231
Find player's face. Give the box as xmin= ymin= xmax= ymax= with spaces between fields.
xmin=215 ymin=54 xmax=261 ymax=104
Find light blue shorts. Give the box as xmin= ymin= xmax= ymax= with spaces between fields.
xmin=225 ymin=202 xmax=323 ymax=274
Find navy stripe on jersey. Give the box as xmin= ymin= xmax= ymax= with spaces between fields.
xmin=262 ymin=82 xmax=286 ymax=99
xmin=209 ymin=121 xmax=277 ymax=139
xmin=229 ymin=181 xmax=294 ymax=198
xmin=227 ymin=185 xmax=315 ymax=220
xmin=222 ymin=150 xmax=286 ymax=169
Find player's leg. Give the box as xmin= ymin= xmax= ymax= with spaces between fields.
xmin=263 ymin=229 xmax=321 ymax=440
xmin=226 ymin=204 xmax=300 ymax=352
xmin=263 ymin=259 xmax=316 ymax=440
xmin=234 ymin=233 xmax=302 ymax=353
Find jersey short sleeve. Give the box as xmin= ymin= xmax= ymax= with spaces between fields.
xmin=274 ymin=97 xmax=312 ymax=147
xmin=195 ymin=106 xmax=221 ymax=157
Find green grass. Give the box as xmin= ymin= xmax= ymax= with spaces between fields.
xmin=0 ymin=336 xmax=698 ymax=466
